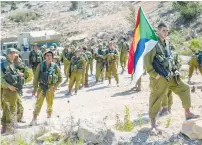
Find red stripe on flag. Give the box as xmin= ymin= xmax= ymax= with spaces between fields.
xmin=127 ymin=7 xmax=141 ymax=74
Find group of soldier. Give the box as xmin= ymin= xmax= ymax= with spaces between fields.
xmin=1 ymin=22 xmax=202 ymax=134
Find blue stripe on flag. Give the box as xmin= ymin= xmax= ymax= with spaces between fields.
xmin=134 ymin=38 xmax=149 ymax=72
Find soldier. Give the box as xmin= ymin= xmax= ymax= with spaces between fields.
xmin=95 ymin=44 xmax=106 ymax=83
xmin=83 ymin=46 xmax=93 ymax=87
xmin=80 ymin=47 xmax=89 ymax=88
xmin=106 ymin=41 xmax=119 ymax=86
xmin=88 ymin=46 xmax=94 ymax=75
xmin=188 ymin=50 xmax=202 ymax=84
xmin=40 ymin=45 xmax=47 ymax=54
xmin=14 ymin=53 xmax=29 ymax=123
xmin=29 ymin=43 xmax=43 ymax=75
xmin=61 ymin=45 xmax=71 ymax=83
xmin=50 ymin=43 xmax=61 ymax=67
xmin=144 ymin=22 xmax=199 ymax=130
xmin=30 ymin=50 xmax=62 ymax=126
xmin=1 ymin=48 xmax=24 ymax=134
xmin=68 ymin=49 xmax=85 ymax=95
xmin=119 ymin=37 xmax=129 ymax=74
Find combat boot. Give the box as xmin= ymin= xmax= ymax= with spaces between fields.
xmin=187 ymin=77 xmax=192 ymax=84
xmin=29 ymin=115 xmax=37 ymax=126
xmin=159 ymin=108 xmax=169 ymax=117
xmin=121 ymin=68 xmax=124 ymax=74
xmin=116 ymin=81 xmax=119 ymax=87
xmin=75 ymin=89 xmax=78 ymax=95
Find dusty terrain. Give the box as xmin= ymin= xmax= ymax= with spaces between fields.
xmin=2 ymin=61 xmax=202 ymax=144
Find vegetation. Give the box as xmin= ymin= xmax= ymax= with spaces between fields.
xmin=115 ymin=106 xmax=135 ymax=132
xmin=126 ymin=5 xmax=136 ymax=30
xmin=69 ymin=1 xmax=78 ymax=11
xmin=25 ymin=68 xmax=33 ymax=83
xmin=172 ymin=2 xmax=202 ymax=20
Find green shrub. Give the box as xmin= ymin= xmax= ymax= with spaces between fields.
xmin=69 ymin=1 xmax=78 ymax=11
xmin=189 ymin=38 xmax=202 ymax=52
xmin=126 ymin=5 xmax=136 ymax=30
xmin=172 ymin=2 xmax=202 ymax=20
xmin=8 ymin=10 xmax=40 ymax=23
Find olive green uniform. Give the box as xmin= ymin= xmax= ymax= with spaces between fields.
xmin=1 ymin=58 xmax=21 ymax=128
xmin=52 ymin=49 xmax=61 ymax=67
xmin=119 ymin=41 xmax=129 ymax=72
xmin=106 ymin=48 xmax=119 ymax=84
xmin=14 ymin=56 xmax=29 ymax=122
xmin=89 ymin=48 xmax=94 ymax=74
xmin=29 ymin=49 xmax=43 ymax=75
xmin=144 ymin=39 xmax=191 ymax=120
xmin=95 ymin=48 xmax=106 ymax=81
xmin=84 ymin=51 xmax=93 ymax=85
xmin=162 ymin=90 xmax=173 ymax=108
xmin=61 ymin=49 xmax=71 ymax=79
xmin=32 ymin=61 xmax=62 ymax=117
xmin=68 ymin=56 xmax=85 ymax=92
xmin=188 ymin=53 xmax=202 ymax=78
xmin=80 ymin=52 xmax=88 ymax=86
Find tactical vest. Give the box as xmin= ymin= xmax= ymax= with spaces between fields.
xmin=64 ymin=50 xmax=70 ymax=59
xmin=15 ymin=58 xmax=29 ymax=80
xmin=1 ymin=59 xmax=24 ymax=94
xmin=96 ymin=49 xmax=105 ymax=62
xmin=106 ymin=49 xmax=118 ymax=62
xmin=197 ymin=51 xmax=202 ymax=67
xmin=120 ymin=42 xmax=129 ymax=53
xmin=70 ymin=56 xmax=84 ymax=72
xmin=39 ymin=61 xmax=58 ymax=86
xmin=85 ymin=51 xmax=92 ymax=61
xmin=155 ymin=40 xmax=180 ymax=77
xmin=30 ymin=50 xmax=42 ymax=63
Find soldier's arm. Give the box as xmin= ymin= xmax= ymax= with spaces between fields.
xmin=1 ymin=70 xmax=11 ymax=89
xmin=55 ymin=65 xmax=62 ymax=88
xmin=143 ymin=46 xmax=158 ymax=78
xmin=33 ymin=63 xmax=40 ymax=94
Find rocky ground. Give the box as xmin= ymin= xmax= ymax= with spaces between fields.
xmin=1 ymin=59 xmax=202 ymax=144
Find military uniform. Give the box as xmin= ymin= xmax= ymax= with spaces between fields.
xmin=95 ymin=45 xmax=106 ymax=82
xmin=29 ymin=47 xmax=43 ymax=75
xmin=68 ymin=54 xmax=85 ymax=94
xmin=14 ymin=55 xmax=29 ymax=122
xmin=119 ymin=40 xmax=129 ymax=73
xmin=89 ymin=48 xmax=94 ymax=75
xmin=31 ymin=58 xmax=62 ymax=122
xmin=1 ymin=48 xmax=22 ymax=133
xmin=80 ymin=51 xmax=88 ymax=87
xmin=51 ymin=45 xmax=61 ymax=68
xmin=188 ymin=51 xmax=202 ymax=83
xmin=144 ymin=38 xmax=192 ymax=121
xmin=106 ymin=47 xmax=119 ymax=85
xmin=61 ymin=48 xmax=71 ymax=80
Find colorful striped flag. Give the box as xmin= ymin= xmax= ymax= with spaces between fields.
xmin=128 ymin=7 xmax=158 ymax=81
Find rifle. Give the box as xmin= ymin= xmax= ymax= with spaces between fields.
xmin=152 ymin=57 xmax=170 ymax=81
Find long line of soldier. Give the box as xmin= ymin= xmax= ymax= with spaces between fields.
xmin=1 ymin=22 xmax=202 ymax=134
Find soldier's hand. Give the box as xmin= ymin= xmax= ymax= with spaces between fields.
xmin=53 ymin=86 xmax=57 ymax=92
xmin=18 ymin=72 xmax=24 ymax=77
xmin=155 ymin=74 xmax=161 ymax=80
xmin=8 ymin=85 xmax=17 ymax=92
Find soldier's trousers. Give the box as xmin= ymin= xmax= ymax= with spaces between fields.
xmin=32 ymin=66 xmax=37 ymax=76
xmin=120 ymin=53 xmax=128 ymax=69
xmin=81 ymin=63 xmax=87 ymax=85
xmin=107 ymin=62 xmax=119 ymax=83
xmin=69 ymin=72 xmax=82 ymax=90
xmin=149 ymin=77 xmax=191 ymax=119
xmin=188 ymin=57 xmax=202 ymax=77
xmin=1 ymin=89 xmax=18 ymax=126
xmin=33 ymin=86 xmax=54 ymax=116
xmin=162 ymin=90 xmax=173 ymax=108
xmin=64 ymin=60 xmax=70 ymax=80
xmin=95 ymin=62 xmax=104 ymax=81
xmin=85 ymin=63 xmax=90 ymax=85
xmin=17 ymin=95 xmax=24 ymax=121
xmin=90 ymin=59 xmax=94 ymax=73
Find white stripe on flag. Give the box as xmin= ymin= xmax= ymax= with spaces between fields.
xmin=133 ymin=40 xmax=157 ymax=81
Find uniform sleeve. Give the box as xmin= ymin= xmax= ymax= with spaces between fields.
xmin=55 ymin=65 xmax=62 ymax=88
xmin=143 ymin=46 xmax=158 ymax=79
xmin=1 ymin=70 xmax=10 ymax=89
xmin=33 ymin=63 xmax=41 ymax=94
xmin=29 ymin=51 xmax=32 ymax=64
